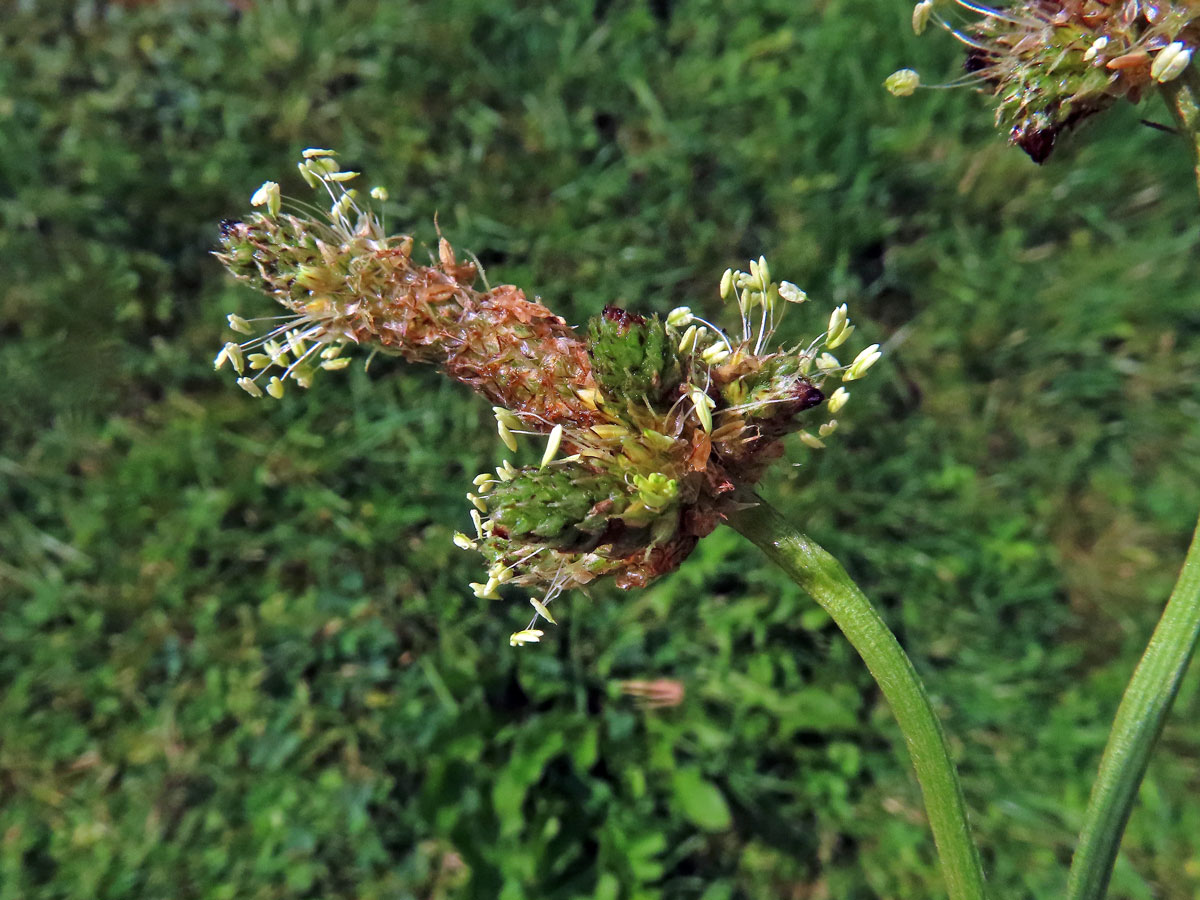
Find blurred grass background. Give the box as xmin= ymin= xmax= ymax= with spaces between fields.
xmin=2 ymin=0 xmax=1199 ymax=898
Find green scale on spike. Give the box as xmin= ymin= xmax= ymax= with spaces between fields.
xmin=488 ymin=465 xmax=633 ymax=550
xmin=486 ymin=462 xmax=683 ymax=559
xmin=586 ymin=307 xmax=682 ymax=406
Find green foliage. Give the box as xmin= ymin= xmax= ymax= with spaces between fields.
xmin=2 ymin=1 xmax=1199 ymax=899
xmin=671 ymin=767 xmax=733 ymax=832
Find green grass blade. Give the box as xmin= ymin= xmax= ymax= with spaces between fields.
xmin=1067 ymin=515 xmax=1200 ymax=900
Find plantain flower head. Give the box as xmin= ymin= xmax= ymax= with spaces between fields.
xmin=899 ymin=0 xmax=1199 ymax=161
xmin=215 ymin=153 xmax=881 ymax=644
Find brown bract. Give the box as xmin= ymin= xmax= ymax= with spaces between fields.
xmin=441 ymin=284 xmax=602 ymax=429
xmin=220 ymin=215 xmax=600 ymax=429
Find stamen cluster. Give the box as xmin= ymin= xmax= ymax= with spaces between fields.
xmin=215 ymin=152 xmax=881 ymax=646
xmin=893 ymin=0 xmax=1199 ymax=160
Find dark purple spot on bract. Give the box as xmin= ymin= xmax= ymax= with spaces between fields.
xmin=794 ymin=383 xmax=824 ymax=411
xmin=602 ymin=306 xmax=647 ymax=331
xmin=1014 ymin=124 xmax=1057 ymax=164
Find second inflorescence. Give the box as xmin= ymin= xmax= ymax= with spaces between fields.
xmin=890 ymin=0 xmax=1198 ymax=161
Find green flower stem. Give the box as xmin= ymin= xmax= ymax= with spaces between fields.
xmin=1160 ymin=66 xmax=1200 ymax=202
xmin=727 ymin=496 xmax=986 ymax=900
xmin=1066 ymin=515 xmax=1200 ymax=900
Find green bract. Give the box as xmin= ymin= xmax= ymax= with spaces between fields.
xmin=586 ymin=308 xmax=682 ymax=406
xmin=487 ymin=465 xmax=634 ymax=550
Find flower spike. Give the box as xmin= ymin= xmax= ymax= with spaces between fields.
xmin=215 ymin=153 xmax=882 ymax=644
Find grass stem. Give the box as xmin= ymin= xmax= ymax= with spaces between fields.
xmin=728 ymin=495 xmax=987 ymax=900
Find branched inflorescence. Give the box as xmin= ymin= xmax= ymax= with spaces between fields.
xmin=890 ymin=0 xmax=1199 ymax=160
xmin=215 ymin=151 xmax=880 ymax=646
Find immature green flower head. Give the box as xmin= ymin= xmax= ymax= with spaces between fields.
xmin=899 ymin=0 xmax=1199 ymax=161
xmin=216 ymin=152 xmax=881 ymax=646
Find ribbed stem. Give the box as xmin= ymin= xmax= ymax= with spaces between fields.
xmin=1066 ymin=516 xmax=1200 ymax=900
xmin=727 ymin=497 xmax=986 ymax=900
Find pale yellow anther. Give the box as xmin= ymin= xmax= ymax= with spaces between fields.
xmin=575 ymin=388 xmax=602 ymax=409
xmin=237 ymin=377 xmax=263 ymax=398
xmin=827 ymin=304 xmax=848 ymax=339
xmin=530 ymin=598 xmax=557 ymax=625
xmin=264 ymin=340 xmax=288 ymax=366
xmin=509 ymin=629 xmax=544 ymax=647
xmin=225 ymin=343 xmax=246 ymax=374
xmin=590 ymin=424 xmax=627 ymax=441
xmin=471 ymin=581 xmax=500 ymax=600
xmin=286 ymin=330 xmax=307 ymax=358
xmin=885 ymin=69 xmax=920 ymax=97
xmin=912 ymin=0 xmax=933 ymax=35
xmin=497 ymin=421 xmax=518 ymax=452
xmin=690 ymin=389 xmax=714 ymax=433
xmin=297 ymin=161 xmax=319 ymax=188
xmin=250 ymin=181 xmax=281 ymax=217
xmin=1083 ymin=35 xmax=1109 ymax=62
xmin=777 ymin=281 xmax=807 ymax=304
xmin=826 ymin=323 xmax=855 ymax=350
xmin=843 ymin=344 xmax=882 ymax=381
xmin=541 ymin=424 xmax=564 ymax=469
xmin=667 ymin=306 xmax=694 ymax=327
xmin=493 ymin=406 xmax=521 ymax=429
xmin=826 ymin=304 xmax=855 ymax=349
xmin=641 ymin=429 xmax=676 ymax=452
xmin=677 ymin=324 xmax=700 ymax=354
xmin=227 ymin=314 xmax=253 ymax=335
xmin=817 ymin=352 xmax=841 ymax=372
xmin=719 ymin=268 xmax=734 ymax=300
xmin=1152 ymin=41 xmax=1193 ymax=83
